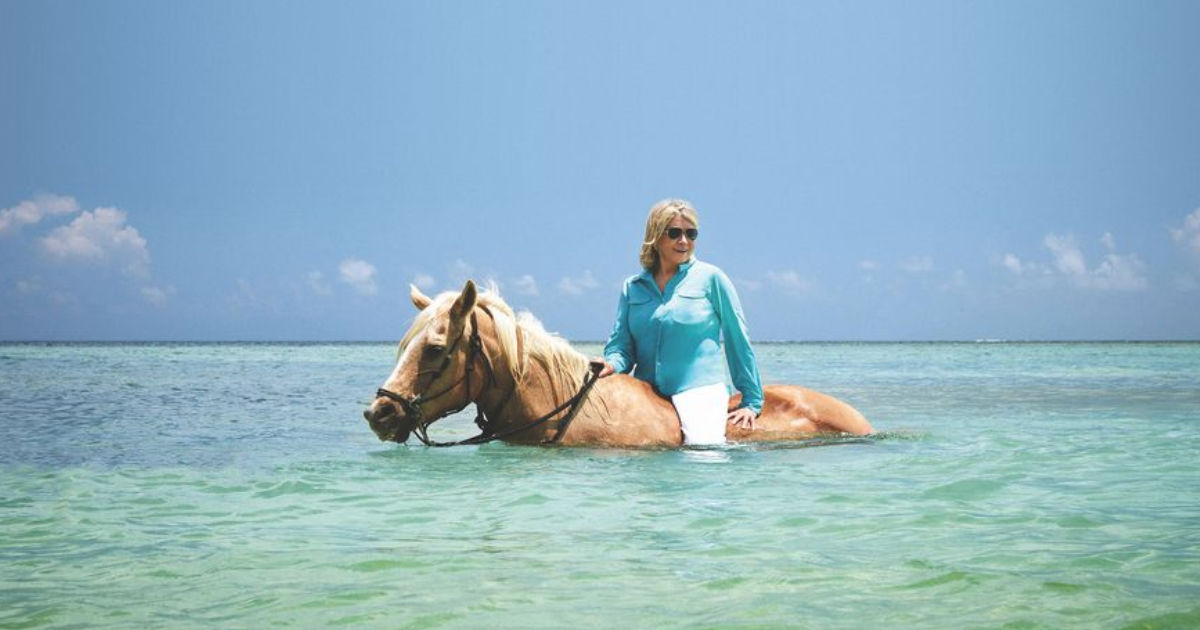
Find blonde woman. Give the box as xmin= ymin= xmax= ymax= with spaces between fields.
xmin=595 ymin=199 xmax=763 ymax=445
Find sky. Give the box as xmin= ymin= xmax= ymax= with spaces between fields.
xmin=2 ymin=0 xmax=1199 ymax=341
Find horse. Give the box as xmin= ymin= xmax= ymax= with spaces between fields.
xmin=362 ymin=280 xmax=874 ymax=448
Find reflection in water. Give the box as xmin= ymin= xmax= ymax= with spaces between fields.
xmin=680 ymin=447 xmax=734 ymax=464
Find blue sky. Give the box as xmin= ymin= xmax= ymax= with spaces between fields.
xmin=2 ymin=0 xmax=1199 ymax=341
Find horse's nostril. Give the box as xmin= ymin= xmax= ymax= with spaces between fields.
xmin=365 ymin=401 xmax=398 ymax=423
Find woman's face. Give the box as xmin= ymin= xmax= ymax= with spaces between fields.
xmin=656 ymin=214 xmax=697 ymax=271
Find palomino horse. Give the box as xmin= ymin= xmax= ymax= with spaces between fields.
xmin=363 ymin=280 xmax=873 ymax=448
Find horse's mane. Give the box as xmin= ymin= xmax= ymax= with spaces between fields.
xmin=398 ymin=285 xmax=588 ymax=389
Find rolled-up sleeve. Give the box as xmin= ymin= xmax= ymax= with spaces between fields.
xmin=602 ymin=281 xmax=635 ymax=374
xmin=710 ymin=271 xmax=764 ymax=414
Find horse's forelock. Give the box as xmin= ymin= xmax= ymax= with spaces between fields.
xmin=395 ymin=288 xmax=519 ymax=367
xmin=396 ymin=291 xmax=459 ymax=360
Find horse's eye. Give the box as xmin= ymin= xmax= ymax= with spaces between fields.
xmin=425 ymin=345 xmax=445 ymax=356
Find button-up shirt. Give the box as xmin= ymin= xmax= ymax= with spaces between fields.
xmin=602 ymin=258 xmax=764 ymax=414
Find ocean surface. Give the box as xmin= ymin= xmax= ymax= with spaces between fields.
xmin=1 ymin=341 xmax=1198 ymax=629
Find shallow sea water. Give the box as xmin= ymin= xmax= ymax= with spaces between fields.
xmin=1 ymin=342 xmax=1198 ymax=629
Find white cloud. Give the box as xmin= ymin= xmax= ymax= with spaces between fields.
xmin=766 ymin=270 xmax=815 ymax=294
xmin=412 ymin=273 xmax=436 ymax=291
xmin=307 ymin=271 xmax=332 ymax=296
xmin=557 ymin=270 xmax=599 ymax=296
xmin=40 ymin=207 xmax=151 ymax=278
xmin=857 ymin=259 xmax=879 ymax=271
xmin=1002 ymin=252 xmax=1055 ymax=277
xmin=6 ymin=196 xmax=170 ymax=309
xmin=16 ymin=277 xmax=43 ymax=295
xmin=140 ymin=285 xmax=173 ymax=307
xmin=1090 ymin=253 xmax=1148 ymax=291
xmin=1003 ymin=253 xmax=1029 ymax=275
xmin=1003 ymin=232 xmax=1147 ymax=292
xmin=228 ymin=278 xmax=263 ymax=311
xmin=899 ymin=256 xmax=934 ymax=273
xmin=0 ymin=194 xmax=79 ymax=235
xmin=1100 ymin=232 xmax=1116 ymax=251
xmin=339 ymin=259 xmax=378 ymax=296
xmin=512 ymin=274 xmax=539 ymax=296
xmin=440 ymin=260 xmax=505 ymax=292
xmin=1043 ymin=234 xmax=1087 ymax=276
xmin=941 ymin=269 xmax=968 ymax=291
xmin=447 ymin=259 xmax=474 ymax=287
xmin=735 ymin=277 xmax=763 ymax=292
xmin=1170 ymin=208 xmax=1200 ymax=256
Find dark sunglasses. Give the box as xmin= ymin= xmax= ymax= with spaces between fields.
xmin=664 ymin=227 xmax=699 ymax=241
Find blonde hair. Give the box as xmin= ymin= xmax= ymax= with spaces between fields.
xmin=639 ymin=198 xmax=700 ymax=271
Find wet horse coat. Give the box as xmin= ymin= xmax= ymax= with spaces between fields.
xmin=363 ymin=281 xmax=873 ymax=447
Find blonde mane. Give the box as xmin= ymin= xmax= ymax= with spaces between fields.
xmin=397 ymin=286 xmax=588 ymax=389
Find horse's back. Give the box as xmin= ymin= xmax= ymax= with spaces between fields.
xmin=728 ymin=384 xmax=873 ymax=438
xmin=565 ymin=374 xmax=684 ymax=447
xmin=572 ymin=378 xmax=871 ymax=446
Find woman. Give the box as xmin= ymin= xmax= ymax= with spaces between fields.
xmin=595 ymin=198 xmax=763 ymax=445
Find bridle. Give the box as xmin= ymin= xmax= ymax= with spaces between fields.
xmin=375 ymin=309 xmax=495 ymax=444
xmin=374 ymin=307 xmax=601 ymax=447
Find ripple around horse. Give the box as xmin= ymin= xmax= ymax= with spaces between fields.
xmin=363 ymin=280 xmax=874 ymax=448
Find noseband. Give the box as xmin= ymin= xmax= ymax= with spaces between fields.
xmin=375 ymin=310 xmax=498 ymax=443
xmin=374 ymin=306 xmax=602 ymax=447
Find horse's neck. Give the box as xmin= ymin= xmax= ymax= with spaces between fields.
xmin=479 ymin=334 xmax=586 ymax=428
xmin=476 ymin=324 xmax=682 ymax=446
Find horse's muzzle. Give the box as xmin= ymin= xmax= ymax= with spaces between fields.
xmin=363 ymin=398 xmax=414 ymax=443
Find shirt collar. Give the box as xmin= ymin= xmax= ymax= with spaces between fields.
xmin=637 ymin=257 xmax=698 ymax=283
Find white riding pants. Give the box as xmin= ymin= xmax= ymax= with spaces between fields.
xmin=671 ymin=382 xmax=729 ymax=446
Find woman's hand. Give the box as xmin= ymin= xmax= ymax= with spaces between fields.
xmin=589 ymin=358 xmax=615 ymax=378
xmin=728 ymin=407 xmax=757 ymax=430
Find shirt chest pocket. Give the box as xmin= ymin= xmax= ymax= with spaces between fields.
xmin=670 ymin=290 xmax=713 ymax=326
xmin=627 ymin=291 xmax=658 ymax=327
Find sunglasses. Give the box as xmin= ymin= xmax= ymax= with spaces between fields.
xmin=664 ymin=227 xmax=699 ymax=241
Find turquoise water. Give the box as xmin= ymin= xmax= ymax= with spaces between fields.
xmin=2 ymin=342 xmax=1198 ymax=629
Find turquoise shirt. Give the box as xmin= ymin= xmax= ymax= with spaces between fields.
xmin=603 ymin=258 xmax=764 ymax=415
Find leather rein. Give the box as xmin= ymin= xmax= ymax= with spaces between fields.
xmin=374 ymin=307 xmax=602 ymax=447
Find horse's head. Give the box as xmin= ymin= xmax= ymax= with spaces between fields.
xmin=363 ymin=279 xmax=483 ymax=443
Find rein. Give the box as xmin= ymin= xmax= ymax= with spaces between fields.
xmin=375 ymin=308 xmax=602 ymax=447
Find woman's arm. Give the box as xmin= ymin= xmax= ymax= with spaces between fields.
xmin=711 ymin=270 xmax=764 ymax=415
xmin=601 ymin=280 xmax=635 ymax=375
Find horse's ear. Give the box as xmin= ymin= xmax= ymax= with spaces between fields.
xmin=410 ymin=284 xmax=432 ymax=311
xmin=450 ymin=279 xmax=477 ymax=321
